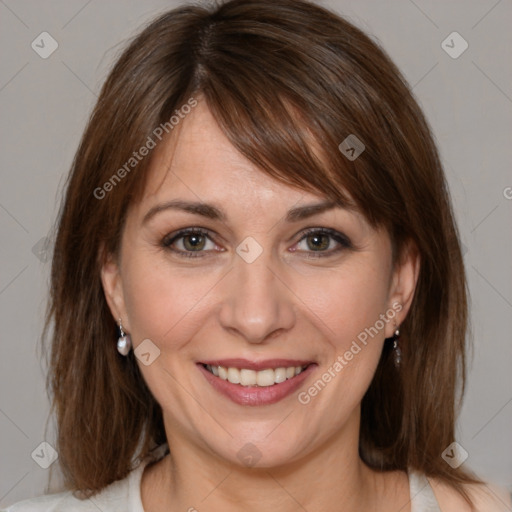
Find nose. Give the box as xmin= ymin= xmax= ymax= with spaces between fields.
xmin=218 ymin=246 xmax=296 ymax=344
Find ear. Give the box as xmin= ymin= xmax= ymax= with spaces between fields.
xmin=385 ymin=239 xmax=420 ymax=338
xmin=100 ymin=245 xmax=131 ymax=332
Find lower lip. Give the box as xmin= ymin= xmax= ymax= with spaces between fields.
xmin=197 ymin=363 xmax=317 ymax=406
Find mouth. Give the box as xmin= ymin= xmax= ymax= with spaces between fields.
xmin=196 ymin=359 xmax=317 ymax=406
xmin=200 ymin=362 xmax=311 ymax=386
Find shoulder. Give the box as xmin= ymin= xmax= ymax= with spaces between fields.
xmin=3 ymin=443 xmax=169 ymax=512
xmin=2 ymin=472 xmax=134 ymax=512
xmin=1 ymin=491 xmax=90 ymax=511
xmin=428 ymin=476 xmax=512 ymax=512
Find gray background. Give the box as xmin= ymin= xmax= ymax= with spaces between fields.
xmin=1 ymin=0 xmax=511 ymax=507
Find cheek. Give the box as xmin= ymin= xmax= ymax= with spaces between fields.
xmin=293 ymin=263 xmax=391 ymax=414
xmin=121 ymin=251 xmax=222 ymax=345
xmin=121 ymin=239 xmax=392 ymax=356
xmin=296 ymin=258 xmax=391 ymax=349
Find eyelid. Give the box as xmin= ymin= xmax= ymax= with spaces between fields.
xmin=161 ymin=227 xmax=219 ymax=258
xmin=292 ymin=227 xmax=352 ymax=258
xmin=296 ymin=227 xmax=352 ymax=247
xmin=161 ymin=226 xmax=352 ymax=258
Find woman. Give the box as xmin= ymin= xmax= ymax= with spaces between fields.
xmin=4 ymin=0 xmax=510 ymax=511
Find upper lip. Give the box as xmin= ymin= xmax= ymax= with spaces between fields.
xmin=198 ymin=359 xmax=315 ymax=371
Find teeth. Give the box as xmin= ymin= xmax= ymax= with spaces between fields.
xmin=204 ymin=364 xmax=308 ymax=387
xmin=256 ymin=369 xmax=275 ymax=386
xmin=218 ymin=366 xmax=228 ymax=380
xmin=274 ymin=368 xmax=287 ymax=383
xmin=240 ymin=369 xmax=257 ymax=386
xmin=227 ymin=367 xmax=240 ymax=384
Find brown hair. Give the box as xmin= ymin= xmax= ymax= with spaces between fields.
xmin=43 ymin=0 xmax=483 ymax=507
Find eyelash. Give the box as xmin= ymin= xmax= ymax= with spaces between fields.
xmin=161 ymin=227 xmax=352 ymax=259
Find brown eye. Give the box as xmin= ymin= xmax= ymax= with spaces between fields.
xmin=181 ymin=233 xmax=207 ymax=251
xmin=304 ymin=233 xmax=330 ymax=251
xmin=162 ymin=228 xmax=218 ymax=258
xmin=294 ymin=228 xmax=352 ymax=258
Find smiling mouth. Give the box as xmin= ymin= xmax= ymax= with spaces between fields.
xmin=201 ymin=363 xmax=311 ymax=387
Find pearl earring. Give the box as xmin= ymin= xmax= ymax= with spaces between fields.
xmin=391 ymin=325 xmax=401 ymax=368
xmin=117 ymin=318 xmax=132 ymax=356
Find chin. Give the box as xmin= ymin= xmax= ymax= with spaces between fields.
xmin=204 ymin=430 xmax=309 ymax=469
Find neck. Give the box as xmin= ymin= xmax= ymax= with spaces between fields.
xmin=141 ymin=410 xmax=407 ymax=512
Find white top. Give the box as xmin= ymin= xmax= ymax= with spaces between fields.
xmin=0 ymin=444 xmax=482 ymax=512
xmin=409 ymin=469 xmax=442 ymax=512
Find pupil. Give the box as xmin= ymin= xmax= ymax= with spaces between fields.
xmin=184 ymin=234 xmax=204 ymax=251
xmin=308 ymin=234 xmax=328 ymax=250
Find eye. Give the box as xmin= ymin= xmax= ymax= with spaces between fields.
xmin=161 ymin=228 xmax=221 ymax=258
xmin=292 ymin=227 xmax=352 ymax=258
xmin=162 ymin=226 xmax=352 ymax=259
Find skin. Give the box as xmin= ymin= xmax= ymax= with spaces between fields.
xmin=101 ymin=98 xmax=424 ymax=511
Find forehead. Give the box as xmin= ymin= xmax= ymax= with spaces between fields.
xmin=143 ymin=101 xmax=306 ymax=202
xmin=145 ymin=101 xmax=301 ymax=193
xmin=132 ymin=100 xmax=369 ymax=234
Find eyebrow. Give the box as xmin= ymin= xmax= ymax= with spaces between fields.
xmin=142 ymin=198 xmax=349 ymax=225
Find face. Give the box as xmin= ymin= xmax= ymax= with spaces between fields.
xmin=102 ymin=99 xmax=419 ymax=468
